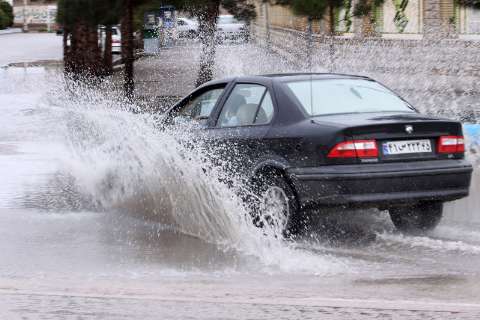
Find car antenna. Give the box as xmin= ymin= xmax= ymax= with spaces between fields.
xmin=310 ymin=74 xmax=313 ymax=115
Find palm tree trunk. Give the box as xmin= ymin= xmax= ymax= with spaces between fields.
xmin=67 ymin=21 xmax=101 ymax=79
xmin=423 ymin=0 xmax=444 ymax=40
xmin=328 ymin=6 xmax=335 ymax=35
xmin=306 ymin=17 xmax=313 ymax=70
xmin=361 ymin=0 xmax=376 ymax=36
xmin=196 ymin=0 xmax=220 ymax=87
xmin=122 ymin=0 xmax=135 ymax=99
xmin=71 ymin=21 xmax=85 ymax=76
xmin=88 ymin=25 xmax=101 ymax=76
xmin=103 ymin=25 xmax=113 ymax=76
xmin=63 ymin=26 xmax=72 ymax=74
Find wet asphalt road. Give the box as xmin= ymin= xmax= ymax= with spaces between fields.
xmin=1 ymin=33 xmax=480 ymax=319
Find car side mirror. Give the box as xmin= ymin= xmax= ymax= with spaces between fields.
xmin=172 ymin=115 xmax=190 ymax=126
xmin=195 ymin=116 xmax=209 ymax=127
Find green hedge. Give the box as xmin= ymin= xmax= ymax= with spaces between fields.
xmin=0 ymin=1 xmax=13 ymax=30
xmin=0 ymin=9 xmax=8 ymax=30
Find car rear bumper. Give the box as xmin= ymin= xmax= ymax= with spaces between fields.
xmin=287 ymin=159 xmax=473 ymax=208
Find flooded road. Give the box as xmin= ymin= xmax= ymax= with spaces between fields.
xmin=1 ymin=52 xmax=480 ymax=318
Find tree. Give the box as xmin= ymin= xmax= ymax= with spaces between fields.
xmin=0 ymin=1 xmax=13 ymax=28
xmin=193 ymin=0 xmax=257 ymax=86
xmin=118 ymin=0 xmax=155 ymax=98
xmin=0 ymin=9 xmax=8 ymax=30
xmin=97 ymin=0 xmax=122 ymax=76
xmin=190 ymin=0 xmax=222 ymax=87
xmin=122 ymin=0 xmax=136 ymax=99
xmin=57 ymin=0 xmax=105 ymax=78
xmin=458 ymin=0 xmax=480 ymax=8
xmin=136 ymin=0 xmax=256 ymax=86
xmin=353 ymin=0 xmax=384 ymax=36
xmin=133 ymin=0 xmax=255 ymax=89
xmin=272 ymin=0 xmax=385 ymax=37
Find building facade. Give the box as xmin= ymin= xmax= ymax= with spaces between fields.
xmin=12 ymin=0 xmax=57 ymax=31
xmin=254 ymin=0 xmax=480 ymax=39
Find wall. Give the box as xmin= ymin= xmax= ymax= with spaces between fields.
xmin=252 ymin=23 xmax=480 ymax=120
xmin=13 ymin=4 xmax=57 ymax=30
xmin=253 ymin=0 xmax=480 ymax=37
xmin=382 ymin=0 xmax=423 ymax=34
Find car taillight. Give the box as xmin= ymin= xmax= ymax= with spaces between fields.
xmin=328 ymin=140 xmax=378 ymax=158
xmin=438 ymin=136 xmax=465 ymax=154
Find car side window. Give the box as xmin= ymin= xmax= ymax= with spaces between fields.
xmin=254 ymin=91 xmax=274 ymax=125
xmin=175 ymin=87 xmax=224 ymax=123
xmin=217 ymin=84 xmax=273 ymax=127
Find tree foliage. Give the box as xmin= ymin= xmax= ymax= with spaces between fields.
xmin=137 ymin=0 xmax=256 ymax=86
xmin=0 ymin=1 xmax=13 ymax=29
xmin=353 ymin=0 xmax=384 ymax=17
xmin=271 ymin=0 xmax=386 ymax=36
xmin=57 ymin=0 xmax=257 ymax=91
xmin=458 ymin=0 xmax=480 ymax=8
xmin=57 ymin=0 xmax=125 ymax=33
xmin=273 ymin=0 xmax=343 ymax=20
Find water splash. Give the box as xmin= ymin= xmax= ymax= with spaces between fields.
xmin=2 ymin=39 xmax=480 ymax=277
xmin=0 ymin=67 xmax=347 ymax=275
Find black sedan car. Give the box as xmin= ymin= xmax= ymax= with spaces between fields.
xmin=164 ymin=73 xmax=473 ymax=234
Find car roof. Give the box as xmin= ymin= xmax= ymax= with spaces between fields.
xmin=198 ymin=73 xmax=373 ymax=90
xmin=259 ymin=73 xmax=372 ymax=81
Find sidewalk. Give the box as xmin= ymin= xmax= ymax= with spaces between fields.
xmin=0 ymin=28 xmax=22 ymax=35
xmin=131 ymin=42 xmax=293 ymax=109
xmin=0 ymin=32 xmax=62 ymax=67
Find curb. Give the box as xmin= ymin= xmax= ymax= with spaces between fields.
xmin=0 ymin=28 xmax=23 ymax=35
xmin=112 ymin=51 xmax=146 ymax=73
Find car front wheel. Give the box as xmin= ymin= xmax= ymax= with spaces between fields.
xmin=389 ymin=202 xmax=443 ymax=233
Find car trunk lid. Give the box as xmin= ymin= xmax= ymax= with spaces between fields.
xmin=312 ymin=112 xmax=463 ymax=163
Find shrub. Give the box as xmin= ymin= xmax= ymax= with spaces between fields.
xmin=0 ymin=1 xmax=13 ymax=27
xmin=0 ymin=8 xmax=8 ymax=30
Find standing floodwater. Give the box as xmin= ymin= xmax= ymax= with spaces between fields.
xmin=1 ymin=44 xmax=480 ymax=318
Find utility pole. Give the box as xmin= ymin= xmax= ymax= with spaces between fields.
xmin=122 ymin=0 xmax=135 ymax=99
xmin=307 ymin=17 xmax=313 ymax=70
xmin=47 ymin=5 xmax=55 ymax=33
xmin=264 ymin=2 xmax=271 ymax=51
xmin=22 ymin=0 xmax=28 ymax=32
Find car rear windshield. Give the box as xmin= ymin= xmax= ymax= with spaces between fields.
xmin=285 ymin=79 xmax=414 ymax=116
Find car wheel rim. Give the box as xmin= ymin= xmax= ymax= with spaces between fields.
xmin=260 ymin=186 xmax=290 ymax=232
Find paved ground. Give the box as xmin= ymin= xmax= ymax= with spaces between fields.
xmin=3 ymin=291 xmax=480 ymax=320
xmin=2 ymin=37 xmax=480 ymax=319
xmin=0 ymin=33 xmax=62 ymax=67
xmin=0 ymin=28 xmax=22 ymax=35
xmin=131 ymin=42 xmax=296 ymax=110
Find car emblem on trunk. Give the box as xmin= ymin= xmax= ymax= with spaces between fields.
xmin=405 ymin=125 xmax=414 ymax=134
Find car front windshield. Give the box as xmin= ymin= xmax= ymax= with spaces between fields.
xmin=285 ymin=79 xmax=414 ymax=116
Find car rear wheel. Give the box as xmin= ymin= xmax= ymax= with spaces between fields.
xmin=389 ymin=202 xmax=443 ymax=233
xmin=251 ymin=172 xmax=300 ymax=237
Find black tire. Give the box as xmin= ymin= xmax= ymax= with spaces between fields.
xmin=250 ymin=172 xmax=301 ymax=237
xmin=389 ymin=202 xmax=443 ymax=233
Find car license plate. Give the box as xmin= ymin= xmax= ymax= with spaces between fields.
xmin=383 ymin=139 xmax=432 ymax=155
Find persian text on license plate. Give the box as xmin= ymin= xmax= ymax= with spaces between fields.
xmin=383 ymin=139 xmax=432 ymax=155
